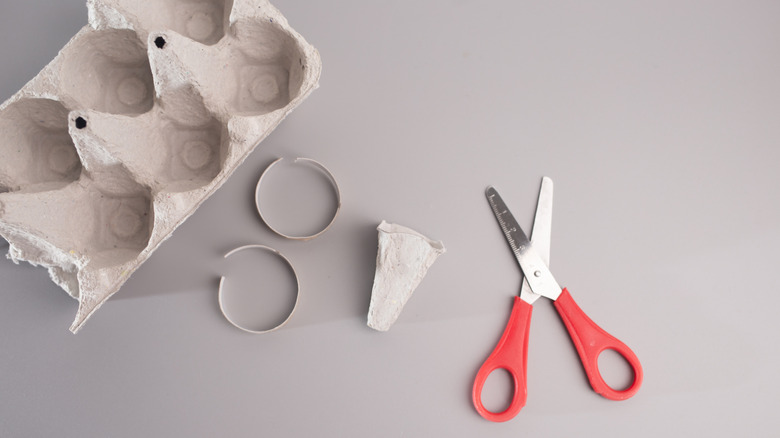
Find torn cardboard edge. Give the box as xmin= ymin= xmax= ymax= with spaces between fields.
xmin=0 ymin=0 xmax=322 ymax=333
xmin=367 ymin=221 xmax=446 ymax=332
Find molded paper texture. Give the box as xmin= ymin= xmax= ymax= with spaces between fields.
xmin=367 ymin=221 xmax=446 ymax=332
xmin=0 ymin=0 xmax=321 ymax=333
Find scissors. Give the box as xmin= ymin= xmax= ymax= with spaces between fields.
xmin=472 ymin=177 xmax=643 ymax=422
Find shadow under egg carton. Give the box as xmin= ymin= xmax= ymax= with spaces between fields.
xmin=0 ymin=0 xmax=321 ymax=333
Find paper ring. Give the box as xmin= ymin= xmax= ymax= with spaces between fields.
xmin=255 ymin=157 xmax=342 ymax=241
xmin=218 ymin=244 xmax=300 ymax=334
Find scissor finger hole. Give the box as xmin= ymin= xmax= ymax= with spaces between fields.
xmin=597 ymin=349 xmax=635 ymax=391
xmin=480 ymin=368 xmax=515 ymax=413
xmin=219 ymin=245 xmax=300 ymax=333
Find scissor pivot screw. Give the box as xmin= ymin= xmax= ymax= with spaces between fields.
xmin=534 ymin=271 xmax=541 ymax=277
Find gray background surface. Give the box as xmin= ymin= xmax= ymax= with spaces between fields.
xmin=2 ymin=0 xmax=779 ymax=436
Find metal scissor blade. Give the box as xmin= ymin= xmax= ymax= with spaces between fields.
xmin=486 ymin=186 xmax=563 ymax=301
xmin=519 ymin=177 xmax=553 ymax=304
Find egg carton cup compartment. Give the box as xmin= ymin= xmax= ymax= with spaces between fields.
xmin=0 ymin=0 xmax=321 ymax=333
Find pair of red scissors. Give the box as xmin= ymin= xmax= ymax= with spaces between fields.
xmin=472 ymin=177 xmax=643 ymax=422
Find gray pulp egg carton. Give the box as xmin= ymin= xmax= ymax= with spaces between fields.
xmin=0 ymin=0 xmax=321 ymax=333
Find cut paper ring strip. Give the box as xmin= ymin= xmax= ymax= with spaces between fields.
xmin=255 ymin=157 xmax=342 ymax=241
xmin=218 ymin=245 xmax=300 ymax=334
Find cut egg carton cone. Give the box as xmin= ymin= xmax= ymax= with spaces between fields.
xmin=0 ymin=0 xmax=321 ymax=333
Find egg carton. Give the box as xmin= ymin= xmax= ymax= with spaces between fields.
xmin=0 ymin=0 xmax=321 ymax=333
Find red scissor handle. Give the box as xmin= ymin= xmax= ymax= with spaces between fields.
xmin=554 ymin=288 xmax=643 ymax=400
xmin=472 ymin=297 xmax=532 ymax=422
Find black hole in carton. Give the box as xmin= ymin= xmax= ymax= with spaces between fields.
xmin=75 ymin=117 xmax=87 ymax=129
xmin=154 ymin=37 xmax=167 ymax=49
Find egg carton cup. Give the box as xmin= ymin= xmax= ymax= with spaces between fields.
xmin=0 ymin=0 xmax=321 ymax=333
